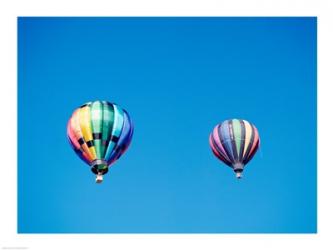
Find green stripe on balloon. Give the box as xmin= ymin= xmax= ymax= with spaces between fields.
xmin=104 ymin=104 xmax=124 ymax=161
xmin=232 ymin=119 xmax=242 ymax=160
xmin=101 ymin=102 xmax=114 ymax=158
xmin=91 ymin=101 xmax=103 ymax=159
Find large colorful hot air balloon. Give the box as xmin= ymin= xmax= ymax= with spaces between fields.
xmin=209 ymin=119 xmax=260 ymax=178
xmin=67 ymin=101 xmax=133 ymax=183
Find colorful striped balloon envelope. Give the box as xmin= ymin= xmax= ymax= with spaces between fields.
xmin=209 ymin=119 xmax=260 ymax=178
xmin=67 ymin=101 xmax=134 ymax=183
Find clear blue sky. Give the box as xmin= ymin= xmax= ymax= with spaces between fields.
xmin=18 ymin=17 xmax=317 ymax=233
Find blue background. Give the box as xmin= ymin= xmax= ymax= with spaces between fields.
xmin=18 ymin=17 xmax=317 ymax=233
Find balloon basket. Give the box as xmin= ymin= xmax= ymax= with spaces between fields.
xmin=95 ymin=174 xmax=103 ymax=183
xmin=235 ymin=172 xmax=242 ymax=179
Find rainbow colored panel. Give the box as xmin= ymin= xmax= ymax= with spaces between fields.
xmin=67 ymin=101 xmax=134 ymax=175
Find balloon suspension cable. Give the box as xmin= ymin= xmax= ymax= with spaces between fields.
xmin=95 ymin=173 xmax=103 ymax=184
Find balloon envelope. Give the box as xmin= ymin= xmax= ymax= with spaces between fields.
xmin=209 ymin=119 xmax=260 ymax=178
xmin=67 ymin=101 xmax=133 ymax=183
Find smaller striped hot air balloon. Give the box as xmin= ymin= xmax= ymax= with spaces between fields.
xmin=209 ymin=119 xmax=260 ymax=179
xmin=67 ymin=101 xmax=133 ymax=183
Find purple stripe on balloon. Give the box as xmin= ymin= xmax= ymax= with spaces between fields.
xmin=220 ymin=121 xmax=235 ymax=161
xmin=212 ymin=125 xmax=231 ymax=162
xmin=209 ymin=135 xmax=224 ymax=160
xmin=209 ymin=134 xmax=232 ymax=166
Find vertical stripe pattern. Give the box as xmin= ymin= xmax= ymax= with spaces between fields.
xmin=67 ymin=101 xmax=134 ymax=174
xmin=209 ymin=119 xmax=260 ymax=170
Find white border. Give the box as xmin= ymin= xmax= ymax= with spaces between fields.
xmin=1 ymin=0 xmax=332 ymax=249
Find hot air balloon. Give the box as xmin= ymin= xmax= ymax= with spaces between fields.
xmin=67 ymin=101 xmax=133 ymax=183
xmin=209 ymin=119 xmax=260 ymax=179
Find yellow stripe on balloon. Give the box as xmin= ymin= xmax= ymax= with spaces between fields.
xmin=79 ymin=106 xmax=97 ymax=160
xmin=243 ymin=120 xmax=252 ymax=158
xmin=71 ymin=110 xmax=94 ymax=161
